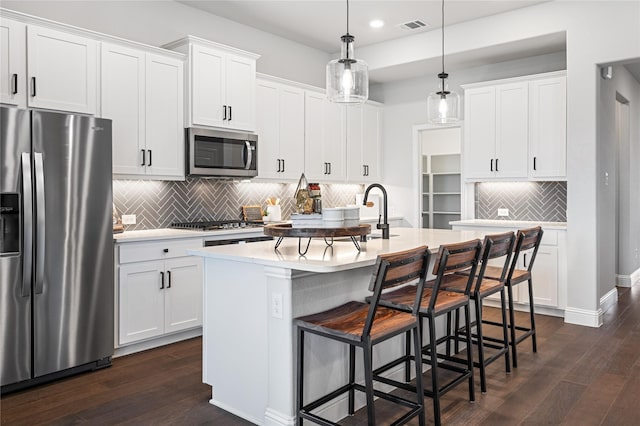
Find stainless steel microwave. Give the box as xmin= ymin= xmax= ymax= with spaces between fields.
xmin=186 ymin=128 xmax=258 ymax=177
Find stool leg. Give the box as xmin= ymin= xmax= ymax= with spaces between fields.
xmin=296 ymin=327 xmax=304 ymax=426
xmin=405 ymin=330 xmax=412 ymax=382
xmin=499 ymin=288 xmax=511 ymax=373
xmin=348 ymin=344 xmax=355 ymax=415
xmin=454 ymin=308 xmax=461 ymax=354
xmin=464 ymin=303 xmax=476 ymax=402
xmin=445 ymin=311 xmax=452 ymax=357
xmin=507 ymin=283 xmax=518 ymax=368
xmin=474 ymin=297 xmax=487 ymax=394
xmin=412 ymin=325 xmax=426 ymax=426
xmin=427 ymin=315 xmax=442 ymax=426
xmin=362 ymin=340 xmax=376 ymax=424
xmin=528 ymin=278 xmax=538 ymax=353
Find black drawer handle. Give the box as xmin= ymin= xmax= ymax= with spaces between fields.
xmin=160 ymin=271 xmax=165 ymax=289
xmin=167 ymin=271 xmax=171 ymax=289
xmin=141 ymin=149 xmax=146 ymax=166
xmin=533 ymin=157 xmax=537 ymax=171
xmin=490 ymin=158 xmax=493 ymax=172
xmin=148 ymin=150 xmax=152 ymax=166
xmin=31 ymin=76 xmax=36 ymax=97
xmin=223 ymin=105 xmax=227 ymax=120
xmin=228 ymin=105 xmax=232 ymax=121
xmin=163 ymin=248 xmax=169 ymax=253
xmin=496 ymin=158 xmax=499 ymax=172
xmin=12 ymin=74 xmax=18 ymax=95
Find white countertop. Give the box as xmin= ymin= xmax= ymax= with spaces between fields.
xmin=187 ymin=227 xmax=486 ymax=273
xmin=450 ymin=219 xmax=567 ymax=230
xmin=113 ymin=226 xmax=267 ymax=243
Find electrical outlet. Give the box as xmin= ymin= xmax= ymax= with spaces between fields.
xmin=122 ymin=214 xmax=136 ymax=225
xmin=271 ymin=293 xmax=283 ymax=319
xmin=497 ymin=208 xmax=509 ymax=217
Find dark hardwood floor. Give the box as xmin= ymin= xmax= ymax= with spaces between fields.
xmin=4 ymin=285 xmax=640 ymax=425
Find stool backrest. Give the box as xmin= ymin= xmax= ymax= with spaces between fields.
xmin=364 ymin=246 xmax=431 ymax=335
xmin=475 ymin=231 xmax=516 ymax=291
xmin=428 ymin=239 xmax=483 ymax=309
xmin=507 ymin=226 xmax=544 ymax=279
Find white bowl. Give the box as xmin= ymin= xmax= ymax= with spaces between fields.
xmin=321 ymin=218 xmax=344 ymax=228
xmin=343 ymin=206 xmax=360 ymax=220
xmin=322 ymin=207 xmax=344 ymax=221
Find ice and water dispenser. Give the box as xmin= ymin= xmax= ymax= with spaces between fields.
xmin=0 ymin=193 xmax=19 ymax=254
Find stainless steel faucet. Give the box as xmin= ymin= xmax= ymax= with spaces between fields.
xmin=363 ymin=183 xmax=389 ymax=239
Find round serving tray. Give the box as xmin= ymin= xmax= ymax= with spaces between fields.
xmin=263 ymin=223 xmax=371 ymax=255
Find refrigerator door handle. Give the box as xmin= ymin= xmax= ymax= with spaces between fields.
xmin=34 ymin=152 xmax=46 ymax=295
xmin=21 ymin=153 xmax=33 ymax=297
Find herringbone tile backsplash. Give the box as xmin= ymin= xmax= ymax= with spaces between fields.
xmin=475 ymin=181 xmax=567 ymax=222
xmin=113 ymin=179 xmax=364 ymax=230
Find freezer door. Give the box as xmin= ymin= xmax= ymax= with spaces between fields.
xmin=0 ymin=107 xmax=32 ymax=386
xmin=31 ymin=110 xmax=114 ymax=377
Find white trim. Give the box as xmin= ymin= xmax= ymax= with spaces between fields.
xmin=599 ymin=288 xmax=618 ymax=313
xmin=633 ymin=268 xmax=640 ymax=286
xmin=564 ymin=307 xmax=602 ymax=328
xmin=113 ymin=327 xmax=202 ymax=358
xmin=264 ymin=408 xmax=295 ymax=426
xmin=460 ymin=70 xmax=566 ymax=90
xmin=210 ymin=398 xmax=263 ymax=426
xmin=162 ymin=35 xmax=260 ymax=60
xmin=616 ymin=274 xmax=633 ymax=287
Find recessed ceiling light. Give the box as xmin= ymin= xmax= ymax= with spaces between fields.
xmin=369 ymin=19 xmax=384 ymax=29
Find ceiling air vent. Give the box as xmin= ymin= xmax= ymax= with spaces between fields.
xmin=398 ymin=20 xmax=428 ymax=31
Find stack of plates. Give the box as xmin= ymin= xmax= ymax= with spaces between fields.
xmin=291 ymin=213 xmax=323 ymax=228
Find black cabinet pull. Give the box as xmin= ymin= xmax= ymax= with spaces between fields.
xmin=141 ymin=149 xmax=146 ymax=166
xmin=31 ymin=77 xmax=36 ymax=97
xmin=490 ymin=158 xmax=493 ymax=172
xmin=523 ymin=253 xmax=527 ymax=268
xmin=533 ymin=157 xmax=537 ymax=171
xmin=324 ymin=162 xmax=328 ymax=174
xmin=496 ymin=158 xmax=499 ymax=172
xmin=277 ymin=159 xmax=281 ymax=173
xmin=282 ymin=159 xmax=285 ymax=173
xmin=11 ymin=74 xmax=18 ymax=95
xmin=167 ymin=271 xmax=172 ymax=289
xmin=328 ymin=162 xmax=332 ymax=175
xmin=228 ymin=106 xmax=232 ymax=121
xmin=223 ymin=105 xmax=227 ymax=120
xmin=163 ymin=248 xmax=169 ymax=253
xmin=363 ymin=165 xmax=366 ymax=176
xmin=160 ymin=271 xmax=165 ymax=289
xmin=148 ymin=150 xmax=152 ymax=166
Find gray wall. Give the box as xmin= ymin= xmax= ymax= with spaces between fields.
xmin=2 ymin=0 xmax=330 ymax=87
xmin=597 ymin=64 xmax=640 ymax=296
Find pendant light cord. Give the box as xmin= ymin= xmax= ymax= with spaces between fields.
xmin=441 ymin=0 xmax=445 ymax=74
xmin=346 ymin=0 xmax=350 ymax=35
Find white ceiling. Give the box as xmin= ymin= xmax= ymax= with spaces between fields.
xmin=178 ymin=0 xmax=551 ymax=53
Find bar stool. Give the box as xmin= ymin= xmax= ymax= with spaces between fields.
xmin=444 ymin=232 xmax=516 ymax=393
xmin=295 ymin=246 xmax=430 ymax=426
xmin=370 ymin=239 xmax=483 ymax=426
xmin=480 ymin=227 xmax=544 ymax=368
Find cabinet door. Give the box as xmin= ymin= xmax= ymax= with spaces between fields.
xmin=191 ymin=44 xmax=225 ymax=128
xmin=362 ymin=104 xmax=382 ymax=182
xmin=101 ymin=43 xmax=145 ymax=176
xmin=256 ymin=80 xmax=280 ymax=179
xmin=495 ymin=82 xmax=528 ymax=178
xmin=528 ymin=245 xmax=559 ymax=307
xmin=346 ymin=105 xmax=364 ymax=181
xmin=164 ymin=257 xmax=203 ymax=333
xmin=0 ymin=18 xmax=26 ymax=108
xmin=303 ymin=91 xmax=327 ymax=180
xmin=323 ymin=98 xmax=346 ymax=182
xmin=145 ymin=53 xmax=184 ymax=178
xmin=278 ymin=85 xmax=305 ymax=179
xmin=119 ymin=261 xmax=165 ymax=345
xmin=463 ymin=87 xmax=495 ymax=179
xmin=26 ymin=25 xmax=96 ymax=114
xmin=529 ymin=77 xmax=566 ymax=179
xmin=225 ymin=53 xmax=256 ymax=131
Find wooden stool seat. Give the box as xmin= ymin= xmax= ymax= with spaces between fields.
xmin=478 ymin=265 xmax=530 ymax=284
xmin=445 ymin=277 xmax=504 ymax=298
xmin=296 ymin=301 xmax=417 ymax=342
xmin=379 ymin=285 xmax=469 ymax=314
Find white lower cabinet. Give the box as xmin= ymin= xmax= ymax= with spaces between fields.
xmin=116 ymin=238 xmax=203 ymax=347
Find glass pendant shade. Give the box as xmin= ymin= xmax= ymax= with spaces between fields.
xmin=327 ymin=35 xmax=369 ymax=103
xmin=427 ymin=78 xmax=460 ymax=124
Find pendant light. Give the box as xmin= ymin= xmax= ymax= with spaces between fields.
xmin=427 ymin=0 xmax=460 ymax=124
xmin=326 ymin=0 xmax=369 ymax=103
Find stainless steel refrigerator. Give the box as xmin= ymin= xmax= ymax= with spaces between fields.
xmin=1 ymin=106 xmax=114 ymax=393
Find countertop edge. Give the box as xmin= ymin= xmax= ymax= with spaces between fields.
xmin=450 ymin=220 xmax=567 ymax=230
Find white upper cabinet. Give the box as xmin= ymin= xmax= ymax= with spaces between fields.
xmin=101 ymin=42 xmax=184 ymax=179
xmin=529 ymin=76 xmax=567 ymax=179
xmin=27 ymin=25 xmax=97 ymax=114
xmin=346 ymin=103 xmax=383 ymax=183
xmin=256 ymin=78 xmax=304 ymax=180
xmin=0 ymin=18 xmax=26 ymax=108
xmin=164 ymin=37 xmax=259 ymax=132
xmin=304 ymin=91 xmax=346 ymax=182
xmin=462 ymin=72 xmax=566 ymax=181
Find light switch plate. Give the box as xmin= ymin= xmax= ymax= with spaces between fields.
xmin=122 ymin=214 xmax=136 ymax=225
xmin=497 ymin=208 xmax=509 ymax=217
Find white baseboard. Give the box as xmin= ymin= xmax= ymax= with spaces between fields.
xmin=113 ymin=327 xmax=202 ymax=358
xmin=564 ymin=307 xmax=603 ymax=328
xmin=632 ymin=268 xmax=640 ymax=286
xmin=210 ymin=398 xmax=264 ymax=426
xmin=616 ymin=267 xmax=640 ymax=287
xmin=600 ymin=288 xmax=618 ymax=313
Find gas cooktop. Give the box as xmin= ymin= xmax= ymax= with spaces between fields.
xmin=170 ymin=220 xmax=263 ymax=231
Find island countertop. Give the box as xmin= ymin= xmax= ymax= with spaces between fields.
xmin=187 ymin=227 xmax=486 ymax=273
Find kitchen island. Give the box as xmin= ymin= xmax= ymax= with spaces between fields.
xmin=188 ymin=227 xmax=486 ymax=426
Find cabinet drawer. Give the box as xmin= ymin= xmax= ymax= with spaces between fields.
xmin=118 ymin=238 xmax=203 ymax=264
xmin=540 ymin=230 xmax=557 ymax=246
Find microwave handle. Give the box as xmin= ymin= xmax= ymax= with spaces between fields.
xmin=244 ymin=141 xmax=253 ymax=170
